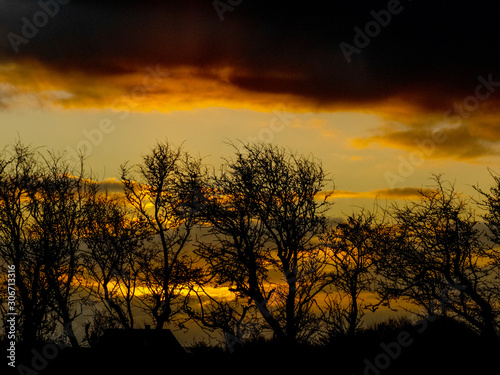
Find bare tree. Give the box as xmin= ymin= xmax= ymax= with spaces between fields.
xmin=0 ymin=143 xmax=91 ymax=347
xmin=375 ymin=175 xmax=499 ymax=338
xmin=474 ymin=170 xmax=500 ymax=333
xmin=26 ymin=152 xmax=90 ymax=347
xmin=81 ymin=186 xmax=150 ymax=330
xmin=184 ymin=284 xmax=262 ymax=352
xmin=120 ymin=140 xmax=204 ymax=329
xmin=194 ymin=142 xmax=333 ymax=344
xmin=320 ymin=209 xmax=380 ymax=338
xmin=192 ymin=165 xmax=282 ymax=340
xmin=0 ymin=142 xmax=54 ymax=345
xmin=273 ymin=246 xmax=330 ymax=343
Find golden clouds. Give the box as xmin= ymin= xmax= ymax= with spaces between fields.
xmin=291 ymin=118 xmax=337 ymax=138
xmin=0 ymin=61 xmax=317 ymax=113
xmin=352 ymin=121 xmax=500 ymax=161
xmin=317 ymin=187 xmax=433 ymax=200
xmin=3 ymin=58 xmax=500 ymax=166
xmin=349 ymin=74 xmax=500 ymax=161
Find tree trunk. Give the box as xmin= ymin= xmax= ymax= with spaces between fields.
xmin=63 ymin=318 xmax=80 ymax=348
xmin=455 ymin=274 xmax=497 ymax=338
xmin=347 ymin=291 xmax=359 ymax=337
xmin=285 ymin=273 xmax=297 ymax=344
xmin=254 ymin=296 xmax=287 ymax=342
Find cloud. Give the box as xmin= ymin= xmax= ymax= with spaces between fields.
xmin=319 ymin=187 xmax=434 ymax=200
xmin=1 ymin=0 xmax=500 ymax=115
xmin=351 ymin=118 xmax=500 ymax=160
xmin=0 ymin=81 xmax=74 ymax=109
xmin=349 ymin=156 xmax=363 ymax=161
xmin=98 ymin=178 xmax=124 ymax=193
xmin=2 ymin=1 xmax=500 ymax=164
xmin=291 ymin=118 xmax=337 ymax=137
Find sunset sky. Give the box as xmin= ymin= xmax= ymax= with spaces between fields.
xmin=2 ymin=0 xmax=500 ymax=215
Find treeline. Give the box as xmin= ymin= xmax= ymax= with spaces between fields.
xmin=0 ymin=140 xmax=500 ymax=350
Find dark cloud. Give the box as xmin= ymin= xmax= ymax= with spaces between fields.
xmin=1 ymin=0 xmax=500 ymax=111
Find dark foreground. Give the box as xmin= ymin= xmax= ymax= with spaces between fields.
xmin=3 ymin=318 xmax=500 ymax=375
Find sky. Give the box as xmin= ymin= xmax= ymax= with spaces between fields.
xmin=2 ymin=0 xmax=500 ymax=215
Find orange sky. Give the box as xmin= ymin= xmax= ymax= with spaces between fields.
xmin=1 ymin=1 xmax=500 ymax=214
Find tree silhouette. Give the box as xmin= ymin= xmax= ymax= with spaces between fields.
xmin=1 ymin=138 xmax=499 ymax=375
xmin=184 ymin=287 xmax=261 ymax=352
xmin=191 ymin=157 xmax=280 ymax=341
xmin=26 ymin=152 xmax=90 ymax=348
xmin=0 ymin=142 xmax=91 ymax=347
xmin=320 ymin=208 xmax=381 ymax=338
xmin=375 ymin=175 xmax=499 ymax=338
xmin=0 ymin=142 xmax=54 ymax=345
xmin=474 ymin=171 xmax=500 ymax=334
xmin=193 ymin=142 xmax=333 ymax=344
xmin=81 ymin=187 xmax=150 ymax=330
xmin=120 ymin=140 xmax=205 ymax=329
